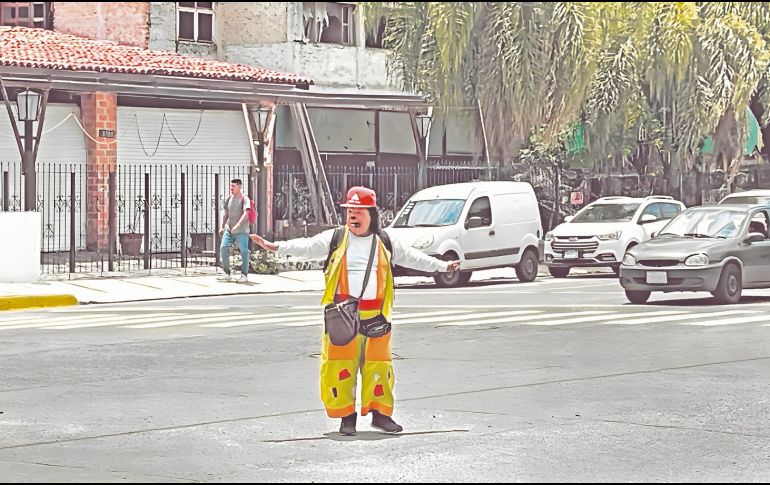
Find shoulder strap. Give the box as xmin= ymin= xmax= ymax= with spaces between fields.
xmin=323 ymin=226 xmax=346 ymax=272
xmin=378 ymin=230 xmax=392 ymax=254
xmin=357 ymin=234 xmax=378 ymax=299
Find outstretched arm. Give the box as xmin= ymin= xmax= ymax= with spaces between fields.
xmin=251 ymin=229 xmax=335 ymax=260
xmin=389 ymin=235 xmax=460 ymax=273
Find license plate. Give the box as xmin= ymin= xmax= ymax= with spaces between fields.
xmin=646 ymin=271 xmax=668 ymax=284
xmin=564 ymin=250 xmax=579 ymax=259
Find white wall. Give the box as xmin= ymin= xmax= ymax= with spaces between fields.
xmin=0 ymin=212 xmax=41 ymax=282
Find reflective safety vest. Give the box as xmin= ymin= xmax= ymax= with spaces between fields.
xmin=321 ymin=227 xmax=395 ymax=320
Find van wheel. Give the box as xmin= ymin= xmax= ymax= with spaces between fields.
xmin=434 ymin=270 xmax=472 ymax=288
xmin=434 ymin=253 xmax=471 ymax=287
xmin=548 ymin=267 xmax=570 ymax=278
xmin=625 ymin=290 xmax=651 ymax=304
xmin=711 ymin=263 xmax=742 ymax=304
xmin=515 ymin=248 xmax=539 ymax=282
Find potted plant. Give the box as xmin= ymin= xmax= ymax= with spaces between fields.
xmin=119 ymin=205 xmax=144 ymax=257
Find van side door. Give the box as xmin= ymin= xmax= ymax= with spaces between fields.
xmin=460 ymin=196 xmax=497 ymax=269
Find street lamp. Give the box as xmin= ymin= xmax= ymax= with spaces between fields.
xmin=416 ymin=112 xmax=432 ymax=190
xmin=253 ymin=106 xmax=270 ymax=236
xmin=16 ymin=89 xmax=42 ymax=211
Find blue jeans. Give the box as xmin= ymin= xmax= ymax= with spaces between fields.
xmin=220 ymin=230 xmax=250 ymax=275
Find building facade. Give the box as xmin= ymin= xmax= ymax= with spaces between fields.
xmin=1 ymin=2 xmax=486 ymax=239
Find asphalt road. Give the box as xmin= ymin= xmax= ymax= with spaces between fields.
xmin=1 ymin=271 xmax=769 ymax=482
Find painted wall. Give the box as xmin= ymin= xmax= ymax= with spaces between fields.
xmin=0 ymin=212 xmax=41 ymax=282
xmin=53 ymin=2 xmax=150 ymax=48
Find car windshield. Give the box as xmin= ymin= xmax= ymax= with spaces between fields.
xmin=658 ymin=209 xmax=747 ymax=239
xmin=392 ymin=199 xmax=466 ymax=228
xmin=720 ymin=195 xmax=770 ymax=205
xmin=571 ymin=203 xmax=641 ymax=223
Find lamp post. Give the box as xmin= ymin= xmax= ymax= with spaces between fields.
xmin=254 ymin=106 xmax=269 ymax=236
xmin=416 ymin=112 xmax=432 ymax=190
xmin=16 ymin=89 xmax=41 ymax=211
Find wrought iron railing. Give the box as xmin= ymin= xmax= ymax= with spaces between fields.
xmin=0 ymin=162 xmax=251 ymax=274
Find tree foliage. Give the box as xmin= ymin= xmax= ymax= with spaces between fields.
xmin=364 ymin=2 xmax=770 ymax=190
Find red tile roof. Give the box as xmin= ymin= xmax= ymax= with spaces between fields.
xmin=0 ymin=27 xmax=313 ymax=86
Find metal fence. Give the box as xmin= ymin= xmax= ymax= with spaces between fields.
xmin=273 ymin=160 xmax=497 ymax=230
xmin=427 ymin=159 xmax=498 ymax=188
xmin=113 ymin=164 xmax=251 ymax=272
xmin=274 ymin=164 xmax=419 ymax=228
xmin=0 ymin=162 xmax=251 ymax=275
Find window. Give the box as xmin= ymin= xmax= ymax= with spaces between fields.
xmin=748 ymin=214 xmax=768 ymax=238
xmin=177 ymin=2 xmax=214 ymax=43
xmin=641 ymin=203 xmax=662 ymax=220
xmin=659 ymin=203 xmax=682 ymax=220
xmin=303 ymin=2 xmax=356 ymax=46
xmin=466 ymin=197 xmax=492 ymax=227
xmin=365 ymin=16 xmax=386 ymax=48
xmin=0 ymin=2 xmax=51 ymax=28
xmin=392 ymin=199 xmax=466 ymax=228
xmin=572 ymin=203 xmax=640 ymax=223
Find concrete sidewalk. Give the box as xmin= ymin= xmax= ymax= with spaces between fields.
xmin=0 ymin=264 xmax=611 ymax=308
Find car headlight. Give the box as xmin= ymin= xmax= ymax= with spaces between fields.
xmin=684 ymin=253 xmax=709 ymax=266
xmin=622 ymin=254 xmax=637 ymax=266
xmin=412 ymin=235 xmax=434 ymax=250
xmin=545 ymin=232 xmax=554 ymax=241
xmin=597 ymin=230 xmax=622 ymax=241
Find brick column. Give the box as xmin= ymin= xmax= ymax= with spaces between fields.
xmin=81 ymin=92 xmax=117 ymax=251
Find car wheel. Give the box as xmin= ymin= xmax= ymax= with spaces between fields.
xmin=625 ymin=289 xmax=651 ymax=304
xmin=711 ymin=263 xmax=742 ymax=304
xmin=548 ymin=267 xmax=570 ymax=278
xmin=515 ymin=248 xmax=539 ymax=282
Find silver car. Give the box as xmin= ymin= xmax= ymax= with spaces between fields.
xmin=619 ymin=205 xmax=770 ymax=304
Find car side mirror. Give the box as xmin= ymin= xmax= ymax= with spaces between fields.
xmin=639 ymin=214 xmax=658 ymax=224
xmin=745 ymin=232 xmax=765 ymax=244
xmin=650 ymin=231 xmax=659 ymax=238
xmin=465 ymin=216 xmax=483 ymax=229
xmin=564 ymin=215 xmax=574 ymax=223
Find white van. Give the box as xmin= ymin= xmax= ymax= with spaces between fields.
xmin=386 ymin=181 xmax=543 ymax=287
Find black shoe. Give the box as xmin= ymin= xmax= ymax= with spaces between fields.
xmin=339 ymin=412 xmax=357 ymax=436
xmin=371 ymin=410 xmax=403 ymax=434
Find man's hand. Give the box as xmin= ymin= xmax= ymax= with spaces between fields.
xmin=219 ymin=227 xmax=226 ymax=235
xmin=446 ymin=260 xmax=461 ymax=272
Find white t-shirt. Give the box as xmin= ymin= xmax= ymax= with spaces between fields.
xmin=277 ymin=228 xmax=449 ymax=298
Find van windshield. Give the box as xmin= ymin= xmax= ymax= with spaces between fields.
xmin=392 ymin=199 xmax=466 ymax=228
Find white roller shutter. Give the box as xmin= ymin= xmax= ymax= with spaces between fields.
xmin=117 ymin=107 xmax=253 ymax=165
xmin=0 ymin=104 xmax=86 ymax=163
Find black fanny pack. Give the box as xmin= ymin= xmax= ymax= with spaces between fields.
xmin=359 ymin=313 xmax=391 ymax=338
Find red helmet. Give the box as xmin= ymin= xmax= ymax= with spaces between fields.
xmin=340 ymin=186 xmax=377 ymax=208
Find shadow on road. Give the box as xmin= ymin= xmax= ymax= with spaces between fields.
xmin=263 ymin=429 xmax=469 ymax=443
xmin=627 ymin=294 xmax=770 ymax=307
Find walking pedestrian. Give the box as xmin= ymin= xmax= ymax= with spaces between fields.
xmin=250 ymin=186 xmax=460 ymax=435
xmin=219 ymin=179 xmax=252 ymax=283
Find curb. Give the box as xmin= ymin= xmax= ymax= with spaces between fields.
xmin=0 ymin=294 xmax=79 ymax=311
